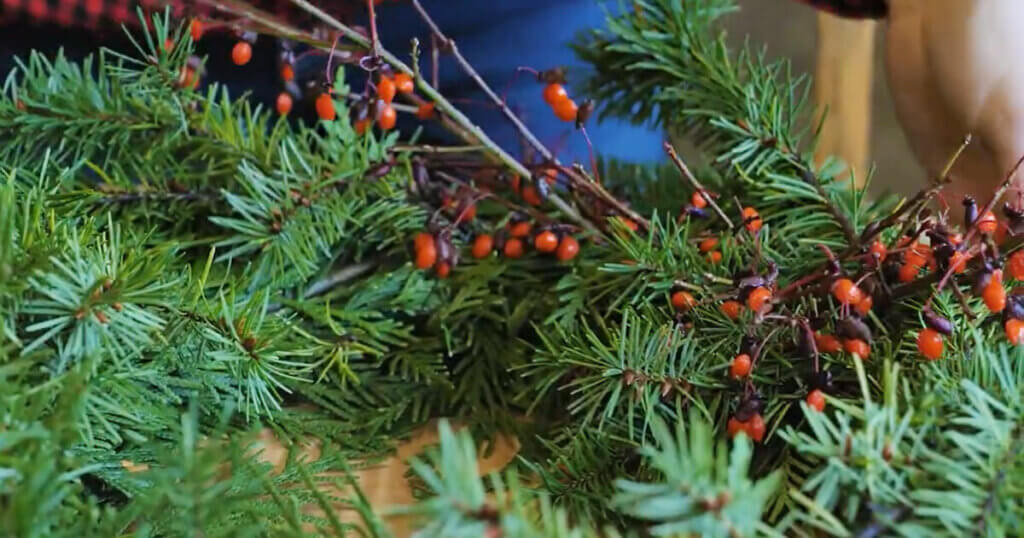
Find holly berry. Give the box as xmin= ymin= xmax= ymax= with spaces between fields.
xmin=522 ymin=185 xmax=543 ymax=206
xmin=898 ymin=263 xmax=921 ymax=283
xmin=671 ymin=291 xmax=696 ymax=312
xmin=315 ymin=93 xmax=336 ymax=121
xmin=190 ymin=18 xmax=204 ymax=41
xmin=917 ymin=328 xmax=943 ymax=360
xmin=746 ymin=286 xmax=771 ymax=311
xmin=984 ymin=269 xmax=1006 ymax=313
xmin=231 ymin=41 xmax=252 ymax=66
xmin=504 ymin=238 xmax=525 ymax=258
xmin=1005 ymin=318 xmax=1024 ymax=344
xmin=416 ymin=103 xmax=435 ymax=120
xmin=742 ymin=207 xmax=762 ymax=233
xmin=977 ymin=210 xmax=998 ymax=234
xmin=815 ymin=333 xmax=842 ymax=353
xmin=855 ymin=295 xmax=873 ymax=316
xmin=806 ymin=389 xmax=826 ymax=412
xmin=1009 ymin=251 xmax=1024 ymax=280
xmin=377 ymin=77 xmax=397 ymax=104
xmin=556 ymin=236 xmax=580 ymax=261
xmin=280 ymin=64 xmax=295 ymax=82
xmin=276 ymin=92 xmax=292 ymax=115
xmin=509 ymin=221 xmax=532 ymax=238
xmin=553 ymin=98 xmax=578 ymax=122
xmin=707 ymin=251 xmax=722 ymax=264
xmin=831 ymin=278 xmax=864 ymax=306
xmin=435 ymin=261 xmax=451 ymax=279
xmin=730 ymin=354 xmax=752 ymax=379
xmin=378 ymin=104 xmax=397 ymax=130
xmin=542 ymin=83 xmax=568 ymax=106
xmin=393 ymin=72 xmax=414 ymax=94
xmin=534 ymin=230 xmax=559 ymax=253
xmin=698 ymin=237 xmax=719 ymax=253
xmin=720 ymin=300 xmax=742 ymax=320
xmin=869 ymin=241 xmax=887 ymax=263
xmin=843 ymin=338 xmax=870 ymax=359
xmin=471 ymin=234 xmax=494 ymax=259
xmin=691 ymin=191 xmax=708 ymax=209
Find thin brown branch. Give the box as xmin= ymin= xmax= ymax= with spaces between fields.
xmin=664 ymin=142 xmax=733 ymax=229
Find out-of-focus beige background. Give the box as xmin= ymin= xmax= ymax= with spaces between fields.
xmin=726 ymin=0 xmax=922 ymax=196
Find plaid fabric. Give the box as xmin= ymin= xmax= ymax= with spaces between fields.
xmin=793 ymin=0 xmax=888 ymax=19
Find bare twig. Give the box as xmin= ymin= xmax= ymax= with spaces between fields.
xmin=664 ymin=142 xmax=733 ymax=228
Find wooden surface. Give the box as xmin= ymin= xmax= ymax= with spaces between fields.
xmin=813 ymin=12 xmax=877 ymax=185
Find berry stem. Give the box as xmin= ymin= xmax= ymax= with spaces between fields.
xmin=664 ymin=142 xmax=734 ymax=229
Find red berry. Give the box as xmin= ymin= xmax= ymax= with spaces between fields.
xmin=509 ymin=221 xmax=532 ymax=238
xmin=707 ymin=251 xmax=722 ymax=264
xmin=522 ymin=185 xmax=543 ymax=206
xmin=378 ymin=104 xmax=397 ymax=130
xmin=815 ymin=333 xmax=842 ymax=353
xmin=746 ymin=286 xmax=771 ymax=311
xmin=730 ymin=354 xmax=752 ymax=379
xmin=416 ymin=102 xmax=435 ymax=120
xmin=553 ymin=98 xmax=578 ymax=122
xmin=844 ymin=338 xmax=870 ymax=359
xmin=276 ymin=92 xmax=292 ymax=115
xmin=534 ymin=230 xmax=559 ymax=253
xmin=556 ymin=236 xmax=580 ymax=261
xmin=414 ymin=232 xmax=434 ymax=252
xmin=504 ymin=238 xmax=525 ymax=258
xmin=898 ymin=263 xmax=921 ymax=283
xmin=1009 ymin=251 xmax=1024 ymax=280
xmin=917 ymin=328 xmax=943 ymax=360
xmin=393 ymin=73 xmax=415 ymax=94
xmin=855 ymin=295 xmax=873 ymax=316
xmin=377 ymin=77 xmax=397 ymax=104
xmin=831 ymin=278 xmax=864 ymax=306
xmin=977 ymin=211 xmax=998 ymax=234
xmin=435 ymin=261 xmax=450 ymax=279
xmin=231 ymin=41 xmax=252 ymax=66
xmin=190 ymin=18 xmax=204 ymax=41
xmin=869 ymin=241 xmax=887 ymax=263
xmin=315 ymin=93 xmax=336 ymax=121
xmin=698 ymin=237 xmax=719 ymax=253
xmin=671 ymin=291 xmax=696 ymax=312
xmin=720 ymin=300 xmax=742 ymax=320
xmin=691 ymin=191 xmax=708 ymax=209
xmin=471 ymin=234 xmax=494 ymax=259
xmin=806 ymin=389 xmax=826 ymax=412
xmin=745 ymin=414 xmax=766 ymax=442
xmin=742 ymin=207 xmax=762 ymax=232
xmin=727 ymin=417 xmax=744 ymax=438
xmin=984 ymin=269 xmax=1006 ymax=313
xmin=1005 ymin=319 xmax=1024 ymax=345
xmin=542 ymin=83 xmax=568 ymax=106
xmin=415 ymin=241 xmax=437 ymax=269
xmin=281 ymin=64 xmax=294 ymax=82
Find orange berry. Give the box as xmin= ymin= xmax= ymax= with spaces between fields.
xmin=378 ymin=104 xmax=397 ymax=130
xmin=855 ymin=295 xmax=873 ymax=317
xmin=504 ymin=238 xmax=525 ymax=259
xmin=844 ymin=338 xmax=870 ymax=359
xmin=509 ymin=221 xmax=532 ymax=238
xmin=178 ymin=66 xmax=199 ymax=90
xmin=354 ymin=118 xmax=371 ymax=135
xmin=691 ymin=191 xmax=708 ymax=209
xmin=1009 ymin=251 xmax=1024 ymax=280
xmin=831 ymin=278 xmax=864 ymax=306
xmin=707 ymin=251 xmax=723 ymax=264
xmin=414 ymin=241 xmax=437 ymax=269
xmin=898 ymin=263 xmax=921 ymax=283
xmin=727 ymin=417 xmax=744 ymax=438
xmin=984 ymin=270 xmax=1006 ymax=313
xmin=534 ymin=230 xmax=559 ymax=253
xmin=393 ymin=72 xmax=414 ymax=94
xmin=556 ymin=236 xmax=580 ymax=261
xmin=315 ymin=93 xmax=336 ymax=121
xmin=275 ymin=92 xmax=292 ymax=115
xmin=671 ymin=291 xmax=696 ymax=312
xmin=542 ymin=83 xmax=568 ymax=106
xmin=869 ymin=241 xmax=887 ymax=263
xmin=435 ymin=261 xmax=450 ymax=279
xmin=522 ymin=185 xmax=543 ymax=206
xmin=746 ymin=286 xmax=771 ymax=311
xmin=190 ymin=18 xmax=204 ymax=41
xmin=815 ymin=333 xmax=842 ymax=353
xmin=698 ymin=237 xmax=719 ymax=253
xmin=414 ymin=232 xmax=434 ymax=251
xmin=730 ymin=354 xmax=752 ymax=379
xmin=231 ymin=41 xmax=252 ymax=66
xmin=416 ymin=102 xmax=435 ymax=120
xmin=1005 ymin=319 xmax=1024 ymax=345
xmin=471 ymin=234 xmax=494 ymax=259
xmin=917 ymin=328 xmax=943 ymax=360
xmin=377 ymin=77 xmax=397 ymax=104
xmin=745 ymin=414 xmax=766 ymax=442
xmin=977 ymin=211 xmax=998 ymax=234
xmin=720 ymin=300 xmax=742 ymax=320
xmin=806 ymin=389 xmax=826 ymax=412
xmin=280 ymin=64 xmax=294 ymax=82
xmin=905 ymin=243 xmax=928 ymax=267
xmin=949 ymin=251 xmax=970 ymax=274
xmin=742 ymin=207 xmax=762 ymax=233
xmin=553 ymin=98 xmax=578 ymax=122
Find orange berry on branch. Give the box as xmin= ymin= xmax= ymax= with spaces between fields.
xmin=898 ymin=263 xmax=921 ymax=283
xmin=691 ymin=191 xmax=708 ymax=209
xmin=435 ymin=261 xmax=451 ymax=279
xmin=542 ymin=83 xmax=568 ymax=106
xmin=983 ymin=269 xmax=1006 ymax=313
xmin=190 ymin=18 xmax=204 ymax=41
xmin=727 ymin=417 xmax=744 ymax=438
xmin=730 ymin=354 xmax=752 ymax=379
xmin=917 ymin=328 xmax=943 ymax=360
xmin=671 ymin=290 xmax=696 ymax=312
xmin=869 ymin=240 xmax=887 ymax=263
xmin=745 ymin=414 xmax=766 ymax=442
xmin=720 ymin=300 xmax=742 ymax=320
xmin=377 ymin=76 xmax=397 ymax=104
xmin=509 ymin=220 xmax=532 ymax=238
xmin=315 ymin=93 xmax=336 ymax=121
xmin=414 ymin=240 xmax=437 ymax=270
xmin=522 ymin=185 xmax=543 ymax=206
xmin=504 ymin=237 xmax=525 ymax=258
xmin=275 ymin=92 xmax=292 ymax=116
xmin=806 ymin=389 xmax=826 ymax=412
xmin=393 ymin=72 xmax=415 ymax=94
xmin=977 ymin=210 xmax=998 ymax=234
xmin=844 ymin=338 xmax=870 ymax=359
xmin=280 ymin=63 xmax=294 ymax=82
xmin=746 ymin=286 xmax=771 ymax=311
xmin=831 ymin=278 xmax=864 ymax=306
xmin=855 ymin=295 xmax=873 ymax=317
xmin=556 ymin=236 xmax=580 ymax=261
xmin=698 ymin=237 xmax=719 ymax=253
xmin=534 ymin=230 xmax=559 ymax=253
xmin=814 ymin=333 xmax=842 ymax=354
xmin=1009 ymin=251 xmax=1024 ymax=280
xmin=553 ymin=98 xmax=578 ymax=122
xmin=707 ymin=251 xmax=722 ymax=264
xmin=471 ymin=234 xmax=494 ymax=259
xmin=416 ymin=102 xmax=435 ymax=120
xmin=1005 ymin=318 xmax=1024 ymax=345
xmin=354 ymin=118 xmax=371 ymax=135
xmin=949 ymin=251 xmax=970 ymax=274
xmin=378 ymin=104 xmax=397 ymax=130
xmin=741 ymin=207 xmax=762 ymax=233
xmin=414 ymin=232 xmax=434 ymax=251
xmin=231 ymin=41 xmax=252 ymax=66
